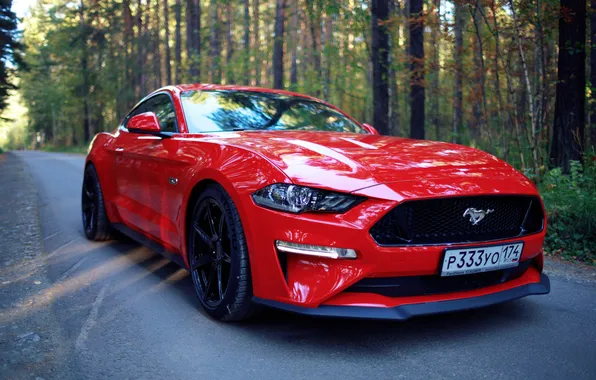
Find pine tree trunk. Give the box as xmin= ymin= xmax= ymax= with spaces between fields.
xmin=289 ymin=0 xmax=298 ymax=88
xmin=135 ymin=0 xmax=143 ymax=97
xmin=174 ymin=0 xmax=182 ymax=83
xmin=254 ymin=0 xmax=260 ymax=86
xmin=371 ymin=0 xmax=390 ymax=135
xmin=226 ymin=1 xmax=235 ymax=84
xmin=272 ymin=0 xmax=285 ymax=89
xmin=164 ymin=0 xmax=172 ymax=84
xmin=154 ymin=0 xmax=163 ymax=87
xmin=80 ymin=0 xmax=91 ymax=142
xmin=452 ymin=0 xmax=464 ymax=144
xmin=186 ymin=0 xmax=201 ymax=79
xmin=590 ymin=0 xmax=596 ymax=150
xmin=244 ymin=0 xmax=250 ymax=84
xmin=141 ymin=0 xmax=150 ymax=93
xmin=307 ymin=1 xmax=322 ymax=96
xmin=209 ymin=0 xmax=220 ymax=82
xmin=551 ymin=0 xmax=586 ymax=171
xmin=409 ymin=0 xmax=425 ymax=139
xmin=430 ymin=0 xmax=440 ymax=140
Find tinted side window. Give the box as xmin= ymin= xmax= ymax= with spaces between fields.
xmin=145 ymin=94 xmax=178 ymax=132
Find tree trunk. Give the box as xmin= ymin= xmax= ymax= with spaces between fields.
xmin=272 ymin=0 xmax=285 ymax=89
xmin=80 ymin=0 xmax=91 ymax=143
xmin=289 ymin=0 xmax=298 ymax=88
xmin=322 ymin=9 xmax=334 ymax=100
xmin=510 ymin=0 xmax=538 ymax=172
xmin=307 ymin=1 xmax=322 ymax=96
xmin=154 ymin=0 xmax=163 ymax=87
xmin=135 ymin=0 xmax=143 ymax=97
xmin=452 ymin=0 xmax=464 ymax=144
xmin=164 ymin=0 xmax=172 ymax=84
xmin=174 ymin=0 xmax=182 ymax=83
xmin=490 ymin=0 xmax=508 ymax=159
xmin=254 ymin=0 xmax=260 ymax=86
xmin=371 ymin=0 xmax=390 ymax=135
xmin=550 ymin=0 xmax=586 ymax=171
xmin=471 ymin=3 xmax=486 ymax=136
xmin=244 ymin=0 xmax=250 ymax=84
xmin=209 ymin=0 xmax=221 ymax=82
xmin=430 ymin=0 xmax=440 ymax=140
xmin=591 ymin=0 xmax=596 ymax=150
xmin=141 ymin=0 xmax=150 ymax=93
xmin=186 ymin=0 xmax=201 ymax=79
xmin=226 ymin=1 xmax=235 ymax=84
xmin=409 ymin=0 xmax=425 ymax=139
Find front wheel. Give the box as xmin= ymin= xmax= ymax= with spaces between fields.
xmin=81 ymin=164 xmax=113 ymax=241
xmin=188 ymin=184 xmax=257 ymax=321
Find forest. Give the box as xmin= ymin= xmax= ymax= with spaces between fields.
xmin=0 ymin=0 xmax=594 ymax=262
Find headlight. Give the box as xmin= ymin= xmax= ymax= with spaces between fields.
xmin=252 ymin=184 xmax=365 ymax=213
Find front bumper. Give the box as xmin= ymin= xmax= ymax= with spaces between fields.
xmin=253 ymin=273 xmax=550 ymax=320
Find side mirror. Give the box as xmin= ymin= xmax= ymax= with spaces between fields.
xmin=362 ymin=123 xmax=379 ymax=135
xmin=128 ymin=112 xmax=161 ymax=134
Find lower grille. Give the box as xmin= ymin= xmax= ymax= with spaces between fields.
xmin=370 ymin=195 xmax=544 ymax=246
xmin=346 ymin=260 xmax=532 ymax=298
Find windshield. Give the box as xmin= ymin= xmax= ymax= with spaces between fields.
xmin=180 ymin=90 xmax=366 ymax=134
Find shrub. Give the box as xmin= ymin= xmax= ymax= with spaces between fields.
xmin=540 ymin=159 xmax=596 ymax=264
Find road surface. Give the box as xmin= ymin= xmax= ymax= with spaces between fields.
xmin=2 ymin=151 xmax=596 ymax=380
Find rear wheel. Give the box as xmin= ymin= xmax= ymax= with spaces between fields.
xmin=188 ymin=184 xmax=256 ymax=321
xmin=81 ymin=164 xmax=113 ymax=241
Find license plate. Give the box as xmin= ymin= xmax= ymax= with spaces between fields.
xmin=440 ymin=242 xmax=523 ymax=277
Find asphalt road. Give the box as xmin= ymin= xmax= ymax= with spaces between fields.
xmin=5 ymin=150 xmax=596 ymax=380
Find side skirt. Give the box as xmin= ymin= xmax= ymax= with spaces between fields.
xmin=111 ymin=223 xmax=189 ymax=270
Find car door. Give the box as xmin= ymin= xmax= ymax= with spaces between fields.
xmin=113 ymin=94 xmax=185 ymax=251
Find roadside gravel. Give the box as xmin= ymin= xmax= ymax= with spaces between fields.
xmin=0 ymin=152 xmax=69 ymax=380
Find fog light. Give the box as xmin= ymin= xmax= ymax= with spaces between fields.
xmin=275 ymin=240 xmax=357 ymax=259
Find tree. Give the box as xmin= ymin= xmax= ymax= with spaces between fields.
xmin=243 ymin=0 xmax=250 ymax=84
xmin=452 ymin=0 xmax=465 ymax=144
xmin=0 ymin=0 xmax=22 ymax=113
xmin=371 ymin=0 xmax=390 ymax=135
xmin=591 ymin=0 xmax=596 ymax=150
xmin=186 ymin=0 xmax=201 ymax=79
xmin=550 ymin=0 xmax=586 ymax=171
xmin=163 ymin=0 xmax=172 ymax=84
xmin=174 ymin=0 xmax=182 ymax=83
xmin=209 ymin=0 xmax=221 ymax=82
xmin=272 ymin=0 xmax=286 ymax=89
xmin=409 ymin=0 xmax=424 ymax=139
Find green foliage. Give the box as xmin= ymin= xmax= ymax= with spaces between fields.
xmin=0 ymin=146 xmax=4 ymax=154
xmin=541 ymin=159 xmax=596 ymax=264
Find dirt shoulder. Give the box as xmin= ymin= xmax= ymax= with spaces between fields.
xmin=0 ymin=152 xmax=69 ymax=380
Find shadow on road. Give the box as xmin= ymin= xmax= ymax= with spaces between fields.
xmin=95 ymin=237 xmax=544 ymax=353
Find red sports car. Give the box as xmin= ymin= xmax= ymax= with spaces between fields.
xmin=82 ymin=84 xmax=550 ymax=321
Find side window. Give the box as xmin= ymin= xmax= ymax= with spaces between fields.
xmin=145 ymin=94 xmax=178 ymax=133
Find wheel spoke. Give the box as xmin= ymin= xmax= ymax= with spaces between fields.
xmin=191 ymin=254 xmax=213 ymax=270
xmin=193 ymin=222 xmax=213 ymax=247
xmin=217 ymin=262 xmax=223 ymax=300
xmin=204 ymin=263 xmax=217 ymax=297
xmin=222 ymin=251 xmax=232 ymax=264
xmin=205 ymin=203 xmax=217 ymax=236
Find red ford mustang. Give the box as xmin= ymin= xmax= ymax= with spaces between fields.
xmin=82 ymin=84 xmax=550 ymax=321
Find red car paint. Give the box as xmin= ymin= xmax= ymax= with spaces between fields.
xmin=86 ymin=84 xmax=548 ymax=315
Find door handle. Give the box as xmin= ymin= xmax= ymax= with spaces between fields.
xmin=115 ymin=147 xmax=124 ymax=152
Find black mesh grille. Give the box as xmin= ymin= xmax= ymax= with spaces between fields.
xmin=370 ymin=195 xmax=544 ymax=245
xmin=346 ymin=260 xmax=532 ymax=297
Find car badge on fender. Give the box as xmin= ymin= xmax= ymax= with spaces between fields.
xmin=463 ymin=208 xmax=494 ymax=225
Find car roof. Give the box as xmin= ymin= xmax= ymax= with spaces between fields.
xmin=174 ymin=83 xmax=324 ymax=103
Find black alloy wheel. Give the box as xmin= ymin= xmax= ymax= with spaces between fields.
xmin=81 ymin=165 xmax=113 ymax=241
xmin=188 ymin=184 xmax=257 ymax=321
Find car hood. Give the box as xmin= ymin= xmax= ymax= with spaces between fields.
xmin=194 ymin=131 xmax=529 ymax=193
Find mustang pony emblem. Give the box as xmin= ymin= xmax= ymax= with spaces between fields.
xmin=463 ymin=208 xmax=494 ymax=225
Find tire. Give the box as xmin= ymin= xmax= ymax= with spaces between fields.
xmin=188 ymin=184 xmax=257 ymax=321
xmin=81 ymin=164 xmax=114 ymax=241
